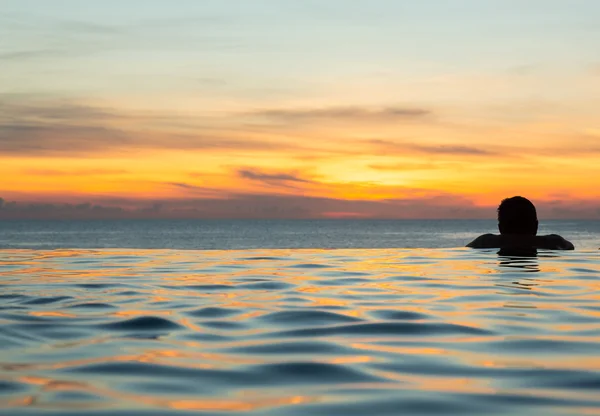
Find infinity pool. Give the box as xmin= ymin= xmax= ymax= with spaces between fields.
xmin=1 ymin=248 xmax=599 ymax=415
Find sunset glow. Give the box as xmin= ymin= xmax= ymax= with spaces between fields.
xmin=1 ymin=1 xmax=599 ymax=218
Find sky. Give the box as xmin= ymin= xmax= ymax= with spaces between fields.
xmin=1 ymin=0 xmax=599 ymax=219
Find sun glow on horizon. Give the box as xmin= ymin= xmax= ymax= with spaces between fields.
xmin=1 ymin=1 xmax=599 ymax=219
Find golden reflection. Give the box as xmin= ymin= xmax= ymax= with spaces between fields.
xmin=138 ymin=349 xmax=260 ymax=366
xmin=343 ymin=310 xmax=363 ymax=319
xmin=5 ymin=349 xmax=264 ymax=372
xmin=327 ymin=356 xmax=375 ymax=364
xmin=18 ymin=376 xmax=54 ymax=385
xmin=310 ymin=298 xmax=348 ymax=307
xmin=223 ymin=301 xmax=267 ymax=309
xmin=497 ymin=249 xmax=540 ymax=273
xmin=298 ymin=287 xmax=325 ymax=293
xmin=11 ymin=373 xmax=319 ymax=413
xmin=29 ymin=311 xmax=76 ymax=318
xmin=113 ymin=310 xmax=173 ymax=317
xmin=481 ymin=360 xmax=500 ymax=368
xmin=178 ymin=317 xmax=203 ymax=332
xmin=235 ymin=310 xmax=268 ymax=320
xmin=166 ymin=395 xmax=317 ymax=412
xmin=0 ymin=396 xmax=35 ymax=408
xmin=42 ymin=380 xmax=90 ymax=391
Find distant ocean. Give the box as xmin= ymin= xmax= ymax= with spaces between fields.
xmin=0 ymin=219 xmax=598 ymax=250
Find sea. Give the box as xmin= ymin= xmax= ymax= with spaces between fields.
xmin=1 ymin=219 xmax=599 ymax=415
xmin=0 ymin=219 xmax=599 ymax=250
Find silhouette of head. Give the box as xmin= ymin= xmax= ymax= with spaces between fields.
xmin=497 ymin=196 xmax=538 ymax=236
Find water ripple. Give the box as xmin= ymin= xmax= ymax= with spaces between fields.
xmin=97 ymin=316 xmax=184 ymax=331
xmin=0 ymin=248 xmax=599 ymax=415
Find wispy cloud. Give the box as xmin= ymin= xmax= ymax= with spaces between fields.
xmin=163 ymin=182 xmax=226 ymax=198
xmin=0 ymin=98 xmax=120 ymax=121
xmin=0 ymin=96 xmax=297 ymax=156
xmin=250 ymin=106 xmax=432 ymax=123
xmin=237 ymin=169 xmax=313 ymax=187
xmin=365 ymin=139 xmax=497 ymax=156
xmin=1 ymin=96 xmax=596 ymax=163
xmin=0 ymin=123 xmax=129 ymax=155
xmin=413 ymin=144 xmax=495 ymax=156
xmin=0 ymin=122 xmax=134 ymax=156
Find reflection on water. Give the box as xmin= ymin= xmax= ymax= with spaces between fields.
xmin=1 ymin=248 xmax=600 ymax=415
xmin=497 ymin=248 xmax=540 ymax=274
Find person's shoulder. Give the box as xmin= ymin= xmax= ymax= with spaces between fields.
xmin=466 ymin=234 xmax=500 ymax=248
xmin=538 ymin=234 xmax=575 ymax=250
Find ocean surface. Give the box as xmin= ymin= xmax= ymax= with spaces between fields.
xmin=0 ymin=219 xmax=599 ymax=250
xmin=1 ymin=220 xmax=599 ymax=415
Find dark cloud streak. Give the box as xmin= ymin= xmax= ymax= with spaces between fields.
xmin=1 ymin=194 xmax=597 ymax=220
xmin=0 ymin=97 xmax=295 ymax=156
xmin=251 ymin=106 xmax=432 ymax=123
xmin=237 ymin=169 xmax=313 ymax=187
xmin=165 ymin=182 xmax=224 ymax=196
xmin=0 ymin=123 xmax=129 ymax=155
xmin=366 ymin=139 xmax=496 ymax=156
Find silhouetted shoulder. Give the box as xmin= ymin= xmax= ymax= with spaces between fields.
xmin=467 ymin=233 xmax=574 ymax=250
xmin=466 ymin=234 xmax=500 ymax=249
xmin=538 ymin=234 xmax=575 ymax=250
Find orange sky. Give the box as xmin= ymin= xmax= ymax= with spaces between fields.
xmin=1 ymin=1 xmax=599 ymax=219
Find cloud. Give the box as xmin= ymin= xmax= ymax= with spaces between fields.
xmin=365 ymin=139 xmax=497 ymax=156
xmin=414 ymin=144 xmax=494 ymax=156
xmin=0 ymin=197 xmax=125 ymax=219
xmin=3 ymin=96 xmax=594 ymax=161
xmin=1 ymin=194 xmax=598 ymax=220
xmin=164 ymin=182 xmax=223 ymax=196
xmin=0 ymin=123 xmax=130 ymax=155
xmin=0 ymin=193 xmax=466 ymax=220
xmin=0 ymin=96 xmax=296 ymax=156
xmin=167 ymin=182 xmax=206 ymax=190
xmin=250 ymin=106 xmax=432 ymax=123
xmin=0 ymin=97 xmax=130 ymax=156
xmin=237 ymin=169 xmax=313 ymax=187
xmin=0 ymin=98 xmax=120 ymax=121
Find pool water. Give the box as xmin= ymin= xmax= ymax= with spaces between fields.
xmin=1 ymin=248 xmax=599 ymax=415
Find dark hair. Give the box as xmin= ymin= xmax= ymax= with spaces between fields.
xmin=497 ymin=196 xmax=538 ymax=235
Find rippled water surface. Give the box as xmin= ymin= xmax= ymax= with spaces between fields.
xmin=1 ymin=248 xmax=600 ymax=415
